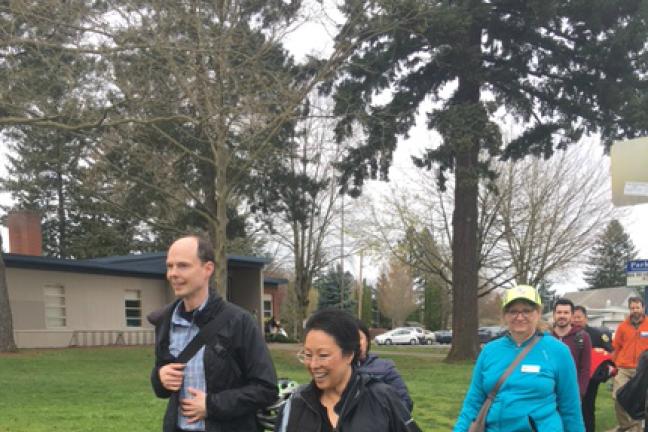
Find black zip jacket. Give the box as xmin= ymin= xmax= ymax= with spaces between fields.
xmin=151 ymin=294 xmax=278 ymax=432
xmin=274 ymin=371 xmax=421 ymax=432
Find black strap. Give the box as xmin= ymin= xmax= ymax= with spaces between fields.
xmin=175 ymin=305 xmax=234 ymax=364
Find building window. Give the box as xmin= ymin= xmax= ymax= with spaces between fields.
xmin=263 ymin=294 xmax=273 ymax=319
xmin=125 ymin=290 xmax=142 ymax=327
xmin=44 ymin=285 xmax=66 ymax=328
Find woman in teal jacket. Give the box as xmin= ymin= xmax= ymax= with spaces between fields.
xmin=454 ymin=285 xmax=585 ymax=432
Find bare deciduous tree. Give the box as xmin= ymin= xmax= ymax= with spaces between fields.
xmin=0 ymin=1 xmax=388 ymax=296
xmin=376 ymin=258 xmax=418 ymax=328
xmin=259 ymin=99 xmax=344 ymax=337
xmin=491 ymin=145 xmax=616 ymax=286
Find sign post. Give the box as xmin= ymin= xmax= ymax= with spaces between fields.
xmin=626 ymin=260 xmax=648 ymax=313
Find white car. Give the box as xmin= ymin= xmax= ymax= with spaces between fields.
xmin=423 ymin=329 xmax=436 ymax=345
xmin=374 ymin=328 xmax=421 ymax=345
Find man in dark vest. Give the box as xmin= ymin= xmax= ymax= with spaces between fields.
xmin=552 ymin=298 xmax=592 ymax=398
xmin=151 ymin=234 xmax=277 ymax=432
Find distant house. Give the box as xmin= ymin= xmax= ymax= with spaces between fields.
xmin=3 ymin=211 xmax=287 ymax=349
xmin=562 ymin=286 xmax=641 ymax=331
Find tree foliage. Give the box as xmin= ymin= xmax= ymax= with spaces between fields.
xmin=0 ymin=0 xmax=365 ymax=296
xmin=315 ymin=264 xmax=357 ymax=314
xmin=331 ymin=0 xmax=648 ymax=360
xmin=583 ymin=219 xmax=638 ymax=289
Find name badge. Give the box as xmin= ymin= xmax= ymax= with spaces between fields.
xmin=521 ymin=364 xmax=540 ymax=373
xmin=640 ymin=331 xmax=648 ymax=338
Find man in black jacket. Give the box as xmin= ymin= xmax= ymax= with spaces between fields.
xmin=573 ymin=305 xmax=615 ymax=432
xmin=151 ymin=234 xmax=277 ymax=432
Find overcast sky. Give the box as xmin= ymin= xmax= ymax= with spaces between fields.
xmin=1 ymin=6 xmax=646 ymax=296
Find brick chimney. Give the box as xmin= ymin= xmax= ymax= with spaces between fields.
xmin=7 ymin=211 xmax=42 ymax=256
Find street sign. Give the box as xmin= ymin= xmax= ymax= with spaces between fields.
xmin=627 ymin=260 xmax=648 ymax=287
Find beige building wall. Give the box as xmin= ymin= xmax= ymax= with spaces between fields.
xmin=228 ymin=267 xmax=263 ymax=328
xmin=7 ymin=268 xmax=168 ymax=348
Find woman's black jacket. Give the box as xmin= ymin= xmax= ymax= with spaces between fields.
xmin=274 ymin=371 xmax=421 ymax=432
xmin=150 ymin=295 xmax=278 ymax=432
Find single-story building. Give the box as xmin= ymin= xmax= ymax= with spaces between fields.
xmin=3 ymin=211 xmax=288 ymax=348
xmin=5 ymin=252 xmax=286 ymax=348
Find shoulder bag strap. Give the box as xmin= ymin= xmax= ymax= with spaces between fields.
xmin=472 ymin=335 xmax=541 ymax=426
xmin=175 ymin=306 xmax=234 ymax=364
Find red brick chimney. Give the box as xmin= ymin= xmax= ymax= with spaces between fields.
xmin=7 ymin=211 xmax=42 ymax=256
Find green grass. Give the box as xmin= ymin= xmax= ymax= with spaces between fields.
xmin=0 ymin=346 xmax=617 ymax=431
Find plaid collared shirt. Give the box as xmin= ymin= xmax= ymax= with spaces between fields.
xmin=169 ymin=300 xmax=207 ymax=431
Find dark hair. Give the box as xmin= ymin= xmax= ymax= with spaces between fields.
xmin=574 ymin=305 xmax=587 ymax=316
xmin=357 ymin=319 xmax=371 ymax=354
xmin=304 ymin=308 xmax=360 ymax=362
xmin=629 ymin=296 xmax=644 ymax=307
xmin=553 ymin=298 xmax=574 ymax=313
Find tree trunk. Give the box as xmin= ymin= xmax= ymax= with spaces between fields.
xmin=446 ymin=132 xmax=480 ymax=361
xmin=445 ymin=8 xmax=482 ymax=362
xmin=0 ymin=235 xmax=18 ymax=352
xmin=56 ymin=169 xmax=67 ymax=258
xmin=212 ymin=189 xmax=228 ymax=299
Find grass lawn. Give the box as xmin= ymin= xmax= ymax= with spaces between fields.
xmin=0 ymin=345 xmax=617 ymax=431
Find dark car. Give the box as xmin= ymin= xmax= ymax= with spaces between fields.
xmin=435 ymin=329 xmax=452 ymax=344
xmin=479 ymin=326 xmax=506 ymax=344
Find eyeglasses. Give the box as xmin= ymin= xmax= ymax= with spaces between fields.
xmin=505 ymin=308 xmax=535 ymax=318
xmin=296 ymin=350 xmax=334 ymax=364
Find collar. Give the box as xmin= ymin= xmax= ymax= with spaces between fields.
xmin=171 ymin=297 xmax=209 ymax=326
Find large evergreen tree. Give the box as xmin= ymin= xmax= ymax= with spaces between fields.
xmin=584 ymin=220 xmax=638 ymax=288
xmin=315 ymin=265 xmax=357 ymax=314
xmin=332 ymin=0 xmax=648 ymax=360
xmin=0 ymin=126 xmax=148 ymax=258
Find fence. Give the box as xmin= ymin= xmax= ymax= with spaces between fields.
xmin=68 ymin=329 xmax=155 ymax=347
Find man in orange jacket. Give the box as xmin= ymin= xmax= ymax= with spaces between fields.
xmin=612 ymin=296 xmax=648 ymax=432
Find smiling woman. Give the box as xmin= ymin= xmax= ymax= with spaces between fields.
xmin=454 ymin=285 xmax=585 ymax=432
xmin=275 ymin=308 xmax=421 ymax=432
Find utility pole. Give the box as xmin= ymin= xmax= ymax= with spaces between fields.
xmin=357 ymin=250 xmax=364 ymax=317
xmin=340 ymin=193 xmax=344 ymax=308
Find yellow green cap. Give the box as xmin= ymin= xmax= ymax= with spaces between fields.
xmin=502 ymin=285 xmax=542 ymax=308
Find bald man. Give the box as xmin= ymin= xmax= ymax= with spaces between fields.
xmin=151 ymin=234 xmax=277 ymax=432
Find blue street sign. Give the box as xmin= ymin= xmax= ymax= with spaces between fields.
xmin=626 ymin=260 xmax=648 ymax=273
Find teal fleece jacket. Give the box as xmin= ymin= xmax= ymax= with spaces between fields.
xmin=454 ymin=332 xmax=585 ymax=432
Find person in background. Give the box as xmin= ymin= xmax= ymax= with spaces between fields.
xmin=357 ymin=319 xmax=414 ymax=412
xmin=612 ymin=296 xmax=648 ymax=432
xmin=573 ymin=306 xmax=613 ymax=352
xmin=275 ymin=308 xmax=421 ymax=432
xmin=551 ymin=298 xmax=592 ymax=399
xmin=454 ymin=285 xmax=584 ymax=432
xmin=573 ymin=305 xmax=616 ymax=432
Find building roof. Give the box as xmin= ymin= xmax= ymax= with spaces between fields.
xmin=264 ymin=276 xmax=289 ymax=286
xmin=4 ymin=252 xmax=270 ymax=279
xmin=562 ymin=286 xmax=641 ymax=310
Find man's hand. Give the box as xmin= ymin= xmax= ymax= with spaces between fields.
xmin=159 ymin=363 xmax=185 ymax=392
xmin=181 ymin=388 xmax=207 ymax=423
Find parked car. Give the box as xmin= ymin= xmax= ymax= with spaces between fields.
xmin=423 ymin=329 xmax=436 ymax=345
xmin=374 ymin=328 xmax=421 ymax=345
xmin=479 ymin=326 xmax=506 ymax=343
xmin=403 ymin=326 xmax=426 ymax=344
xmin=435 ymin=329 xmax=452 ymax=344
